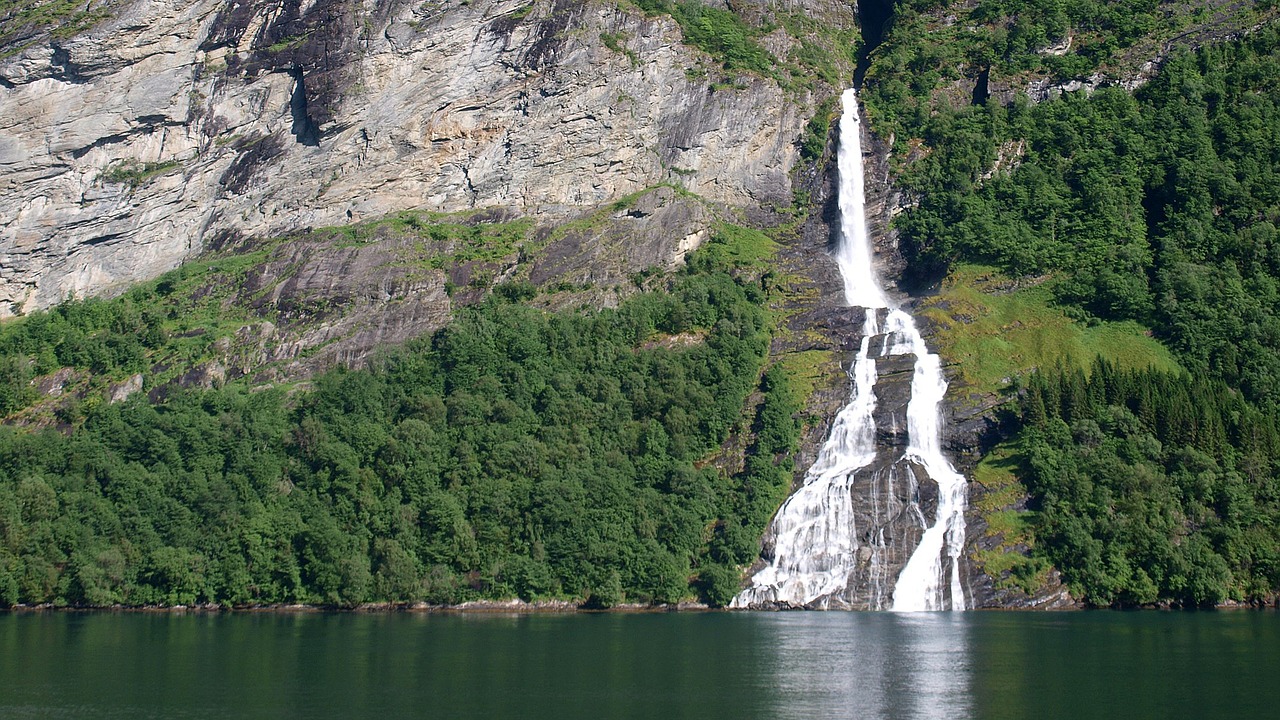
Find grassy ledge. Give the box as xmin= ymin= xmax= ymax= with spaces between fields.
xmin=918 ymin=263 xmax=1180 ymax=402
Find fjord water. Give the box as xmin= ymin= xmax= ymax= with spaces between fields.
xmin=3 ymin=611 xmax=1279 ymax=719
xmin=734 ymin=89 xmax=967 ymax=610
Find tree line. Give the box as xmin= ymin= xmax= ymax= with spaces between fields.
xmin=1018 ymin=360 xmax=1280 ymax=606
xmin=0 ymin=253 xmax=800 ymax=608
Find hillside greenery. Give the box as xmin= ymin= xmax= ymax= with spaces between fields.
xmin=0 ymin=207 xmax=548 ymax=423
xmin=0 ymin=249 xmax=274 ymax=420
xmin=0 ymin=244 xmax=800 ymax=608
xmin=1016 ymin=362 xmax=1280 ymax=606
xmin=893 ymin=17 xmax=1280 ymax=604
xmin=917 ymin=264 xmax=1179 ymax=400
xmin=862 ymin=0 xmax=1277 ymax=139
xmin=892 ymin=22 xmax=1280 ymax=406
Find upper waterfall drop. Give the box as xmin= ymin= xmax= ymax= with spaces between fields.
xmin=833 ymin=89 xmax=889 ymax=310
xmin=731 ymin=89 xmax=968 ymax=611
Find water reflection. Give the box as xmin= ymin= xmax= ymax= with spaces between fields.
xmin=3 ymin=611 xmax=1280 ymax=719
xmin=755 ymin=613 xmax=972 ymax=720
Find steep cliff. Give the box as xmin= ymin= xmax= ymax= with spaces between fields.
xmin=1 ymin=0 xmax=857 ymax=317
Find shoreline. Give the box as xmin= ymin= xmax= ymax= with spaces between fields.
xmin=3 ymin=598 xmax=1278 ymax=614
xmin=0 ymin=599 xmax=716 ymax=615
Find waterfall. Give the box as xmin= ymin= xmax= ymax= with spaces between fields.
xmin=732 ymin=89 xmax=968 ymax=612
xmin=885 ymin=310 xmax=969 ymax=612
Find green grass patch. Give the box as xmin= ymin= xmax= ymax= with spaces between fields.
xmin=266 ymin=32 xmax=313 ymax=53
xmin=600 ymin=31 xmax=639 ymax=66
xmin=775 ymin=349 xmax=835 ymax=411
xmin=0 ymin=0 xmax=112 ymax=57
xmin=510 ymin=2 xmax=534 ymax=21
xmin=628 ymin=1 xmax=858 ymax=95
xmin=972 ymin=541 xmax=1051 ymax=596
xmin=418 ymin=219 xmax=534 ymax=270
xmin=695 ymin=223 xmax=778 ymax=270
xmin=324 ymin=210 xmax=535 ymax=269
xmin=528 ymin=185 xmax=692 ymax=259
xmin=118 ymin=249 xmax=279 ymax=383
xmin=100 ymin=159 xmax=182 ymax=189
xmin=919 ymin=264 xmax=1180 ymax=398
xmin=971 ymin=443 xmax=1026 ymax=515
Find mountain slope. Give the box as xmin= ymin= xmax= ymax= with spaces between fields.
xmin=1 ymin=0 xmax=857 ymax=317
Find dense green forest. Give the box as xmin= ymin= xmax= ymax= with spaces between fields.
xmin=0 ymin=249 xmax=800 ymax=608
xmin=882 ymin=13 xmax=1280 ymax=603
xmin=1018 ymin=362 xmax=1280 ymax=606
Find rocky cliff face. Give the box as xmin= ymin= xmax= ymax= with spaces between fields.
xmin=0 ymin=0 xmax=840 ymax=317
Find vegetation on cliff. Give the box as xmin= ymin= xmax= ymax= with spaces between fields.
xmin=883 ymin=11 xmax=1280 ymax=401
xmin=879 ymin=8 xmax=1280 ymax=604
xmin=1017 ymin=363 xmax=1280 ymax=606
xmin=0 ymin=0 xmax=114 ymax=57
xmin=632 ymin=0 xmax=858 ymax=91
xmin=861 ymin=0 xmax=1277 ymax=139
xmin=0 ymin=237 xmax=800 ymax=608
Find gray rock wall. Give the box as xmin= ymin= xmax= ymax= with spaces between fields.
xmin=0 ymin=0 xmax=833 ymax=316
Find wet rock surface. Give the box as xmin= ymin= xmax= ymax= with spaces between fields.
xmin=750 ymin=111 xmax=1064 ymax=610
xmin=740 ymin=116 xmax=951 ymax=610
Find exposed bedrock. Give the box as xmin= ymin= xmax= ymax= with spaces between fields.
xmin=0 ymin=0 xmax=855 ymax=316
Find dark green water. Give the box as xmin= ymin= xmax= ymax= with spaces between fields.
xmin=2 ymin=611 xmax=1277 ymax=719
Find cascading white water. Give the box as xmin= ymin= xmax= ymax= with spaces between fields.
xmin=729 ymin=311 xmax=882 ymax=608
xmin=885 ymin=310 xmax=969 ymax=612
xmin=732 ymin=89 xmax=967 ymax=612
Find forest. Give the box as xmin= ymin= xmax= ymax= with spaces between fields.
xmin=0 ymin=247 xmax=800 ymax=608
xmin=1017 ymin=361 xmax=1280 ymax=606
xmin=880 ymin=14 xmax=1280 ymax=603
